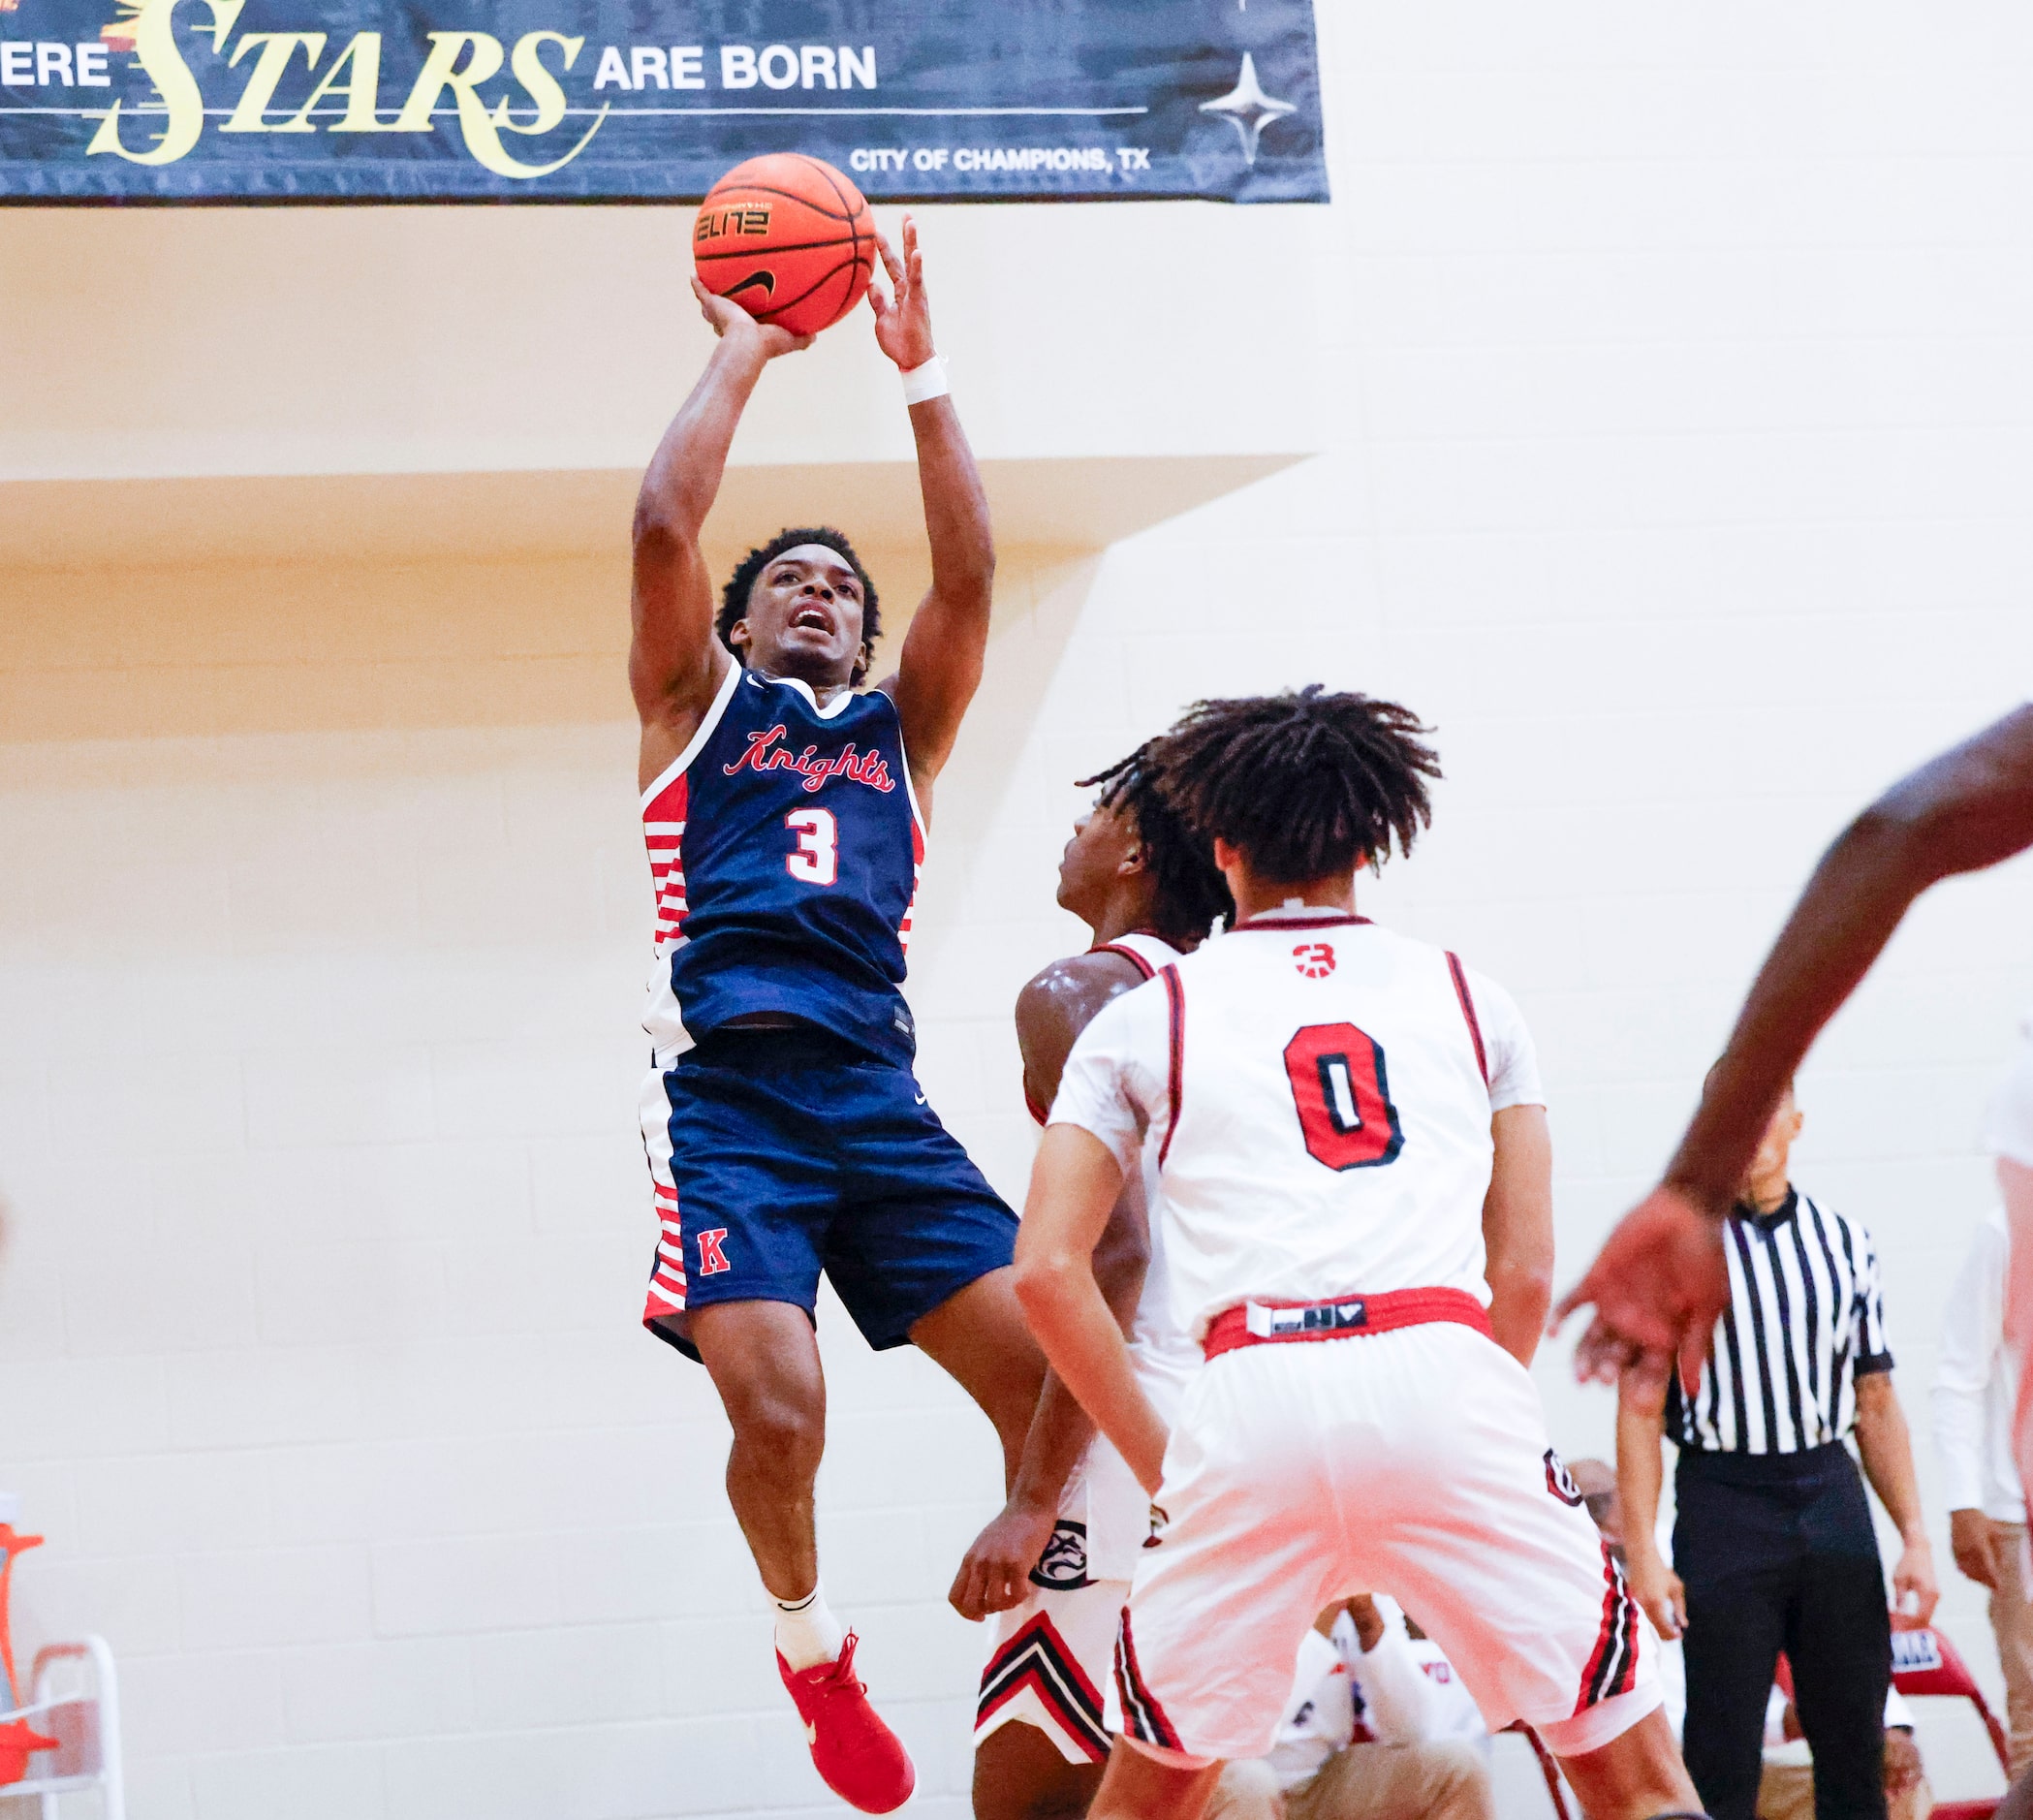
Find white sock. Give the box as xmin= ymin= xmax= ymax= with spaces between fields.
xmin=772 ymin=1583 xmax=846 ymax=1673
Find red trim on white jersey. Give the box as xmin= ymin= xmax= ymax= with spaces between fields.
xmin=1158 ymin=963 xmax=1185 ymax=1168
xmin=1445 ymin=952 xmax=1489 ymax=1088
xmin=1092 ymin=942 xmax=1158 ymax=980
xmin=1235 ymin=914 xmax=1373 ymax=932
xmin=1025 ymin=933 xmax=1181 ymax=1126
xmin=1091 ymin=927 xmax=1178 ymax=981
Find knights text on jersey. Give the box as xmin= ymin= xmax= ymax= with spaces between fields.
xmin=641 ymin=665 xmax=924 ymax=1066
xmin=1048 ymin=913 xmax=1544 ymax=1341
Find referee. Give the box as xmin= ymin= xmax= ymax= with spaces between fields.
xmin=1614 ymin=1079 xmax=1938 ymax=1820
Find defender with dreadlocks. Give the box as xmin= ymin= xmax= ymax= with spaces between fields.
xmin=629 ymin=221 xmax=1060 ymax=1815
xmin=1016 ymin=689 xmax=1699 ymax=1820
xmin=972 ymin=740 xmax=1233 ymax=1817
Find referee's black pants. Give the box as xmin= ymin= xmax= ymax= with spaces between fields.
xmin=1675 ymin=1443 xmax=1891 ymax=1820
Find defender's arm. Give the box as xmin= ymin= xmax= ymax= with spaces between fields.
xmin=868 ymin=220 xmax=994 ymax=808
xmin=1671 ymin=703 xmax=2033 ymax=1213
xmin=1556 ymin=703 xmax=2033 ymax=1386
xmin=1015 ymin=1125 xmax=1169 ymax=1495
xmin=630 ymin=288 xmax=810 ymax=786
xmin=1482 ymin=1104 xmax=1554 ymax=1366
xmin=949 ymin=955 xmax=1152 ymax=1619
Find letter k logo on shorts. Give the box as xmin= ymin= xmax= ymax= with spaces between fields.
xmin=697 ymin=1228 xmax=732 ymax=1275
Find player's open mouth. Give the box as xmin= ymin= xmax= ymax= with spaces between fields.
xmin=792 ymin=608 xmax=832 ymax=633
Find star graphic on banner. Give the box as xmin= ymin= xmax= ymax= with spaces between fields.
xmin=1200 ymin=52 xmax=1297 ymax=166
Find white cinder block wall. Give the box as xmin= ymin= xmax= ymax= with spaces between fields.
xmin=8 ymin=5 xmax=2033 ymax=1816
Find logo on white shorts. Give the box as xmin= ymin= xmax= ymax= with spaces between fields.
xmin=1543 ymin=1448 xmax=1583 ymax=1507
xmin=1030 ymin=1520 xmax=1090 ymax=1589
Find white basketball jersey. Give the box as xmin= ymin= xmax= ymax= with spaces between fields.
xmin=1052 ymin=911 xmax=1544 ymax=1344
xmin=1084 ymin=931 xmax=1202 ymax=1409
xmin=1029 ymin=930 xmax=1199 ymax=1408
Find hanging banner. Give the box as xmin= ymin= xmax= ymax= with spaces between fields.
xmin=0 ymin=0 xmax=1328 ymax=203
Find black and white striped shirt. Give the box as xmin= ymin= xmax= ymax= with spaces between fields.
xmin=1665 ymin=1186 xmax=1894 ymax=1455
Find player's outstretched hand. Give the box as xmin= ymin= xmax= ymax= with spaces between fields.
xmin=689 ymin=276 xmax=813 ymax=359
xmin=949 ymin=1499 xmax=1059 ymax=1622
xmin=1548 ymin=1184 xmax=1730 ymax=1396
xmin=867 ymin=215 xmax=936 ymax=372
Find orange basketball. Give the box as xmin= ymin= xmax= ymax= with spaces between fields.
xmin=694 ymin=154 xmax=875 ymax=338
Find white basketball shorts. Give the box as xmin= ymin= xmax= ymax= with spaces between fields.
xmin=1112 ymin=1320 xmax=1661 ymax=1764
xmin=976 ymin=1530 xmax=1125 ymax=1767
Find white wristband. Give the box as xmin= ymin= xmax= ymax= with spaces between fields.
xmin=901 ymin=355 xmax=950 ymax=406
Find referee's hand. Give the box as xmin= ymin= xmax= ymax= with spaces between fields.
xmin=1891 ymin=1536 xmax=1941 ymax=1631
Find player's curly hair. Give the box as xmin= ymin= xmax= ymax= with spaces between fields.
xmin=1076 ymin=740 xmax=1235 ymax=942
xmin=717 ymin=526 xmax=883 ymax=686
xmin=1154 ymin=686 xmax=1442 ymax=883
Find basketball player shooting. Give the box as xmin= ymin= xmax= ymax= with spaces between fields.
xmin=973 ymin=742 xmax=1232 ymax=1820
xmin=629 ymin=217 xmax=1065 ymax=1815
xmin=1016 ymin=689 xmax=1701 ymax=1820
xmin=1552 ymin=701 xmax=2033 ymax=1446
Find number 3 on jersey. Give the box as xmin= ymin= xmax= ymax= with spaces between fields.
xmin=1283 ymin=1022 xmax=1404 ymax=1171
xmin=784 ymin=808 xmax=838 ymax=886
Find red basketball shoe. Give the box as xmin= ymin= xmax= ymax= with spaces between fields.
xmin=777 ymin=1631 xmax=915 ymax=1814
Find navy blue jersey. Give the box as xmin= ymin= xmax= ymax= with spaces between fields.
xmin=642 ymin=664 xmax=924 ymax=1066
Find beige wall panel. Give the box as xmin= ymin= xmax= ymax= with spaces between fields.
xmin=0 ymin=204 xmax=1318 ymax=482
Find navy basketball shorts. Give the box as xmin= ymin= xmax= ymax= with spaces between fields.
xmin=640 ymin=1026 xmax=1018 ymax=1362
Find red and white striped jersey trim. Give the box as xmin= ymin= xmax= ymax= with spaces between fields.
xmin=640 ymin=661 xmax=741 ymax=1055
xmin=899 ymin=816 xmax=925 ymax=957
xmin=644 ymin=771 xmax=691 ymax=960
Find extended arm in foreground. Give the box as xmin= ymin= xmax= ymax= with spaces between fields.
xmin=1554 ymin=705 xmax=2033 ymax=1389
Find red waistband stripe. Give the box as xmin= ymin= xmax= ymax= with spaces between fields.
xmin=1203 ymin=1286 xmax=1492 ymax=1362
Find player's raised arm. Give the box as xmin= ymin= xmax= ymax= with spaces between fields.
xmin=629 ymin=285 xmax=811 ymax=786
xmin=1554 ymin=701 xmax=2033 ymax=1389
xmin=867 ymin=217 xmax=994 ymax=809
